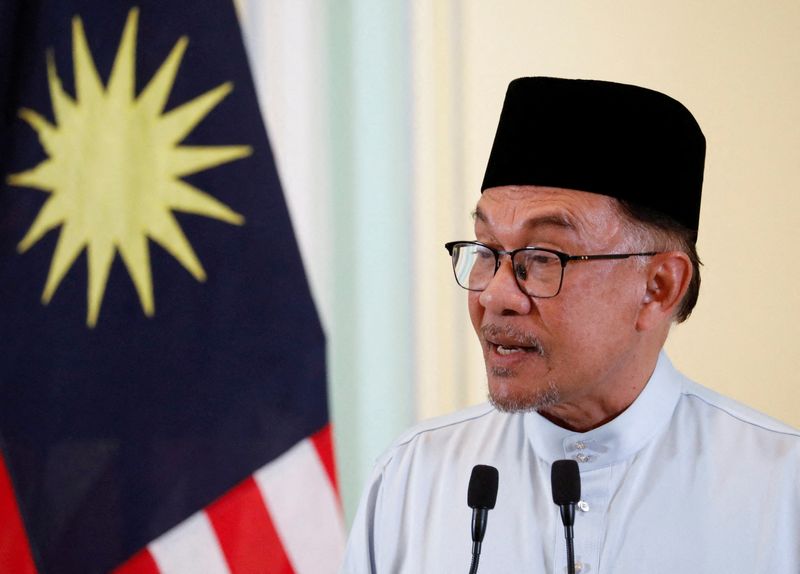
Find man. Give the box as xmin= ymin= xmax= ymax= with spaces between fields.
xmin=340 ymin=78 xmax=800 ymax=573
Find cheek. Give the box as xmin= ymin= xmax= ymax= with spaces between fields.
xmin=468 ymin=292 xmax=483 ymax=332
xmin=551 ymin=271 xmax=642 ymax=349
xmin=564 ymin=264 xmax=641 ymax=308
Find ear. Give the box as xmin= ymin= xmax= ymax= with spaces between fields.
xmin=635 ymin=251 xmax=693 ymax=331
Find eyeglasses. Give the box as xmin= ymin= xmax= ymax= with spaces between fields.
xmin=445 ymin=241 xmax=659 ymax=298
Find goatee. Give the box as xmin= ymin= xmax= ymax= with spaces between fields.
xmin=488 ymin=372 xmax=560 ymax=413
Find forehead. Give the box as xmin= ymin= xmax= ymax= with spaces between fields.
xmin=474 ymin=186 xmax=624 ymax=240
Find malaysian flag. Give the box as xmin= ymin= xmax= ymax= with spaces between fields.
xmin=0 ymin=1 xmax=345 ymax=572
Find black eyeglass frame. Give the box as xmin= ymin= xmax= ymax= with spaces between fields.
xmin=444 ymin=240 xmax=660 ymax=298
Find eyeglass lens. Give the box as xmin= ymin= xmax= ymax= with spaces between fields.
xmin=451 ymin=243 xmax=563 ymax=297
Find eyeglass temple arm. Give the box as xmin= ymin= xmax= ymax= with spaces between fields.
xmin=568 ymin=252 xmax=658 ymax=262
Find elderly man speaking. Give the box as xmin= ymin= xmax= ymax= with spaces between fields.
xmin=340 ymin=78 xmax=800 ymax=573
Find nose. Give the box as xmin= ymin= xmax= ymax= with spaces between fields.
xmin=478 ymin=258 xmax=532 ymax=316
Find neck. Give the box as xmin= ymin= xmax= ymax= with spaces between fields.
xmin=538 ymin=346 xmax=663 ymax=432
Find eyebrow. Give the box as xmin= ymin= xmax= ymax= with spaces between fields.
xmin=473 ymin=207 xmax=577 ymax=231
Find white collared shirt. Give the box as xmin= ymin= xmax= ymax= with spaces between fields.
xmin=341 ymin=353 xmax=800 ymax=573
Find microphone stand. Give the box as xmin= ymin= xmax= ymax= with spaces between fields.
xmin=562 ymin=503 xmax=576 ymax=574
xmin=468 ymin=506 xmax=488 ymax=574
xmin=468 ymin=549 xmax=481 ymax=574
xmin=567 ymin=545 xmax=575 ymax=574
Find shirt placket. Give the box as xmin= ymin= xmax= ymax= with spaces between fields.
xmin=555 ymin=438 xmax=612 ymax=574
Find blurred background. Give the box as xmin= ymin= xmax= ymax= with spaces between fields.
xmin=235 ymin=0 xmax=800 ymax=524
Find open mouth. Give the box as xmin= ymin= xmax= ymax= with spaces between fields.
xmin=491 ymin=343 xmax=542 ymax=357
xmin=495 ymin=344 xmax=537 ymax=356
xmin=481 ymin=324 xmax=544 ymax=357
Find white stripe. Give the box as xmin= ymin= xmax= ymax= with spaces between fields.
xmin=255 ymin=440 xmax=346 ymax=574
xmin=239 ymin=0 xmax=333 ymax=333
xmin=148 ymin=511 xmax=231 ymax=574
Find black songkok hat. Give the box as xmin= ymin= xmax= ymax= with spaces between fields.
xmin=481 ymin=77 xmax=706 ymax=236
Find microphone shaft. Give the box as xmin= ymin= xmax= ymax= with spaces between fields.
xmin=560 ymin=503 xmax=576 ymax=574
xmin=468 ymin=508 xmax=489 ymax=574
xmin=472 ymin=508 xmax=489 ymax=542
xmin=566 ymin=538 xmax=575 ymax=574
xmin=468 ymin=552 xmax=480 ymax=574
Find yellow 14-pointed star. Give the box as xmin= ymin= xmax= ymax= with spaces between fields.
xmin=8 ymin=8 xmax=251 ymax=327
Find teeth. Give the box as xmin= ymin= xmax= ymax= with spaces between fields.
xmin=497 ymin=345 xmax=521 ymax=355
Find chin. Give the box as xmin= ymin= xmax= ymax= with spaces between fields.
xmin=487 ymin=369 xmax=560 ymax=413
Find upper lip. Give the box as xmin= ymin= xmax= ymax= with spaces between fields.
xmin=489 ymin=336 xmax=531 ymax=348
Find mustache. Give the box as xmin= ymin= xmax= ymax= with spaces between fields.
xmin=480 ymin=324 xmax=544 ymax=354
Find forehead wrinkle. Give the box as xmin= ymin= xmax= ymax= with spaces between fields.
xmin=475 ymin=187 xmax=627 ymax=249
xmin=523 ymin=213 xmax=576 ymax=232
xmin=474 ymin=204 xmax=577 ymax=233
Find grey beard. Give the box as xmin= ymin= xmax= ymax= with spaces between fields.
xmin=488 ymin=370 xmax=561 ymax=413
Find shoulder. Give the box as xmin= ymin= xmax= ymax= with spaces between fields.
xmin=372 ymin=403 xmax=515 ymax=472
xmin=676 ymin=376 xmax=800 ymax=450
xmin=391 ymin=403 xmax=498 ymax=446
xmin=669 ymin=375 xmax=800 ymax=506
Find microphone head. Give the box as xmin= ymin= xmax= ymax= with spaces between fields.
xmin=468 ymin=464 xmax=499 ymax=510
xmin=551 ymin=459 xmax=581 ymax=505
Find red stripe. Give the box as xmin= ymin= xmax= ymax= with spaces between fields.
xmin=112 ymin=548 xmax=161 ymax=574
xmin=311 ymin=425 xmax=339 ymax=493
xmin=0 ymin=454 xmax=38 ymax=574
xmin=207 ymin=476 xmax=295 ymax=574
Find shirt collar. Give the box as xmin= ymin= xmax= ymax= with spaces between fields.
xmin=523 ymin=351 xmax=683 ymax=469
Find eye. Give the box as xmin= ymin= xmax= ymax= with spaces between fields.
xmin=521 ymin=250 xmax=560 ymax=266
xmin=476 ymin=247 xmax=494 ymax=260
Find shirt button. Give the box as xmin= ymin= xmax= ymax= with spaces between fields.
xmin=574 ymin=441 xmax=587 ymax=450
xmin=575 ymin=452 xmax=590 ymax=463
xmin=574 ymin=561 xmax=584 ymax=572
xmin=577 ymin=500 xmax=590 ymax=512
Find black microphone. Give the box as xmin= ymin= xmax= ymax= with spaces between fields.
xmin=467 ymin=464 xmax=499 ymax=574
xmin=551 ymin=459 xmax=581 ymax=574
